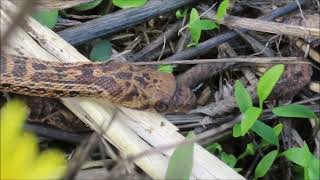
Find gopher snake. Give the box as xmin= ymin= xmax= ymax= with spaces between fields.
xmin=0 ymin=55 xmax=196 ymax=112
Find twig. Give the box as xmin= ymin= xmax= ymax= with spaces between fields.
xmin=58 ymin=0 xmax=197 ymax=45
xmin=130 ymin=21 xmax=182 ymax=62
xmin=132 ymin=57 xmax=308 ymax=65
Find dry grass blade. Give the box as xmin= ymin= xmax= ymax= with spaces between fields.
xmin=10 ymin=0 xmax=95 ymax=10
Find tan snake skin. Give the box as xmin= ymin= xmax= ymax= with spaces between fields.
xmin=0 ymin=55 xmax=196 ymax=112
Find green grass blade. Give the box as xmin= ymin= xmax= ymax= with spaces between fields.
xmin=272 ymin=104 xmax=316 ymax=118
xmin=251 ymin=120 xmax=278 ymax=146
xmin=254 ymin=150 xmax=278 ymax=179
xmin=240 ymin=107 xmax=262 ymax=135
xmin=257 ymin=64 xmax=284 ymax=107
xmin=165 ymin=132 xmax=195 ymax=180
xmin=235 ymin=80 xmax=252 ymax=113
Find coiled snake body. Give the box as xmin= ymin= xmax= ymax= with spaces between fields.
xmin=0 ymin=55 xmax=196 ymax=112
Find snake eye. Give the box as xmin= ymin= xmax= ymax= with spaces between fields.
xmin=155 ymin=101 xmax=168 ymax=112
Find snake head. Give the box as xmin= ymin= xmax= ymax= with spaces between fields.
xmin=161 ymin=85 xmax=197 ymax=113
xmin=144 ymin=71 xmax=196 ymax=113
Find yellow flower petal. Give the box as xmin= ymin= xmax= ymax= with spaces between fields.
xmin=28 ymin=149 xmax=66 ymax=179
xmin=1 ymin=99 xmax=28 ymax=156
xmin=2 ymin=132 xmax=38 ymax=179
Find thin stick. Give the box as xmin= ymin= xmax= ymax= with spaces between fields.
xmin=132 ymin=57 xmax=308 ymax=65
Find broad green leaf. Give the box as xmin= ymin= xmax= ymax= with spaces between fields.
xmin=32 ymin=10 xmax=58 ymax=29
xmin=232 ymin=123 xmax=242 ymax=137
xmin=306 ymin=157 xmax=320 ymax=180
xmin=188 ymin=8 xmax=201 ymax=44
xmin=189 ymin=26 xmax=201 ymax=44
xmin=113 ymin=0 xmax=147 ymax=9
xmin=90 ymin=40 xmax=112 ymax=62
xmin=273 ymin=123 xmax=283 ymax=136
xmin=280 ymin=144 xmax=312 ymax=167
xmin=254 ymin=150 xmax=278 ymax=179
xmin=74 ymin=0 xmax=103 ymax=11
xmin=257 ymin=64 xmax=284 ymax=107
xmin=216 ymin=0 xmax=229 ymax=22
xmin=157 ymin=65 xmax=173 ymax=73
xmin=251 ymin=120 xmax=278 ymax=146
xmin=206 ymin=143 xmax=222 ymax=155
xmin=235 ymin=80 xmax=252 ymax=113
xmin=195 ymin=20 xmax=217 ymax=30
xmin=189 ymin=8 xmax=199 ymax=25
xmin=165 ymin=131 xmax=195 ymax=180
xmin=220 ymin=152 xmax=237 ymax=168
xmin=241 ymin=107 xmax=262 ymax=135
xmin=272 ymin=104 xmax=316 ymax=119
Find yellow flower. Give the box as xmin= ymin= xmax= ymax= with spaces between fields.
xmin=1 ymin=100 xmax=66 ymax=179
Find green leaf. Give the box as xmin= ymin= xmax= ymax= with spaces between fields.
xmin=195 ymin=20 xmax=217 ymax=30
xmin=280 ymin=144 xmax=312 ymax=167
xmin=235 ymin=80 xmax=252 ymax=113
xmin=188 ymin=8 xmax=201 ymax=44
xmin=157 ymin=65 xmax=173 ymax=73
xmin=257 ymin=64 xmax=284 ymax=107
xmin=220 ymin=152 xmax=237 ymax=168
xmin=254 ymin=150 xmax=278 ymax=179
xmin=251 ymin=120 xmax=278 ymax=146
xmin=189 ymin=26 xmax=201 ymax=45
xmin=216 ymin=0 xmax=229 ymax=22
xmin=113 ymin=0 xmax=147 ymax=9
xmin=272 ymin=104 xmax=316 ymax=119
xmin=74 ymin=0 xmax=103 ymax=11
xmin=32 ymin=10 xmax=58 ymax=29
xmin=165 ymin=131 xmax=195 ymax=180
xmin=90 ymin=40 xmax=112 ymax=62
xmin=306 ymin=157 xmax=320 ymax=180
xmin=273 ymin=123 xmax=283 ymax=136
xmin=232 ymin=123 xmax=242 ymax=138
xmin=206 ymin=143 xmax=222 ymax=155
xmin=241 ymin=107 xmax=262 ymax=135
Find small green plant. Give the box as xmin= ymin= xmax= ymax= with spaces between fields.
xmin=32 ymin=10 xmax=59 ymax=29
xmin=232 ymin=64 xmax=319 ymax=179
xmin=216 ymin=0 xmax=229 ymax=23
xmin=112 ymin=0 xmax=147 ymax=9
xmin=187 ymin=8 xmax=217 ymax=46
xmin=165 ymin=131 xmax=195 ymax=180
xmin=206 ymin=143 xmax=240 ymax=171
xmin=176 ymin=9 xmax=188 ymax=19
xmin=1 ymin=100 xmax=66 ymax=179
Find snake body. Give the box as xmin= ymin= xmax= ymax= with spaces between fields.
xmin=0 ymin=55 xmax=196 ymax=112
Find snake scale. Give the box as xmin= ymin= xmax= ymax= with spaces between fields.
xmin=0 ymin=55 xmax=196 ymax=113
